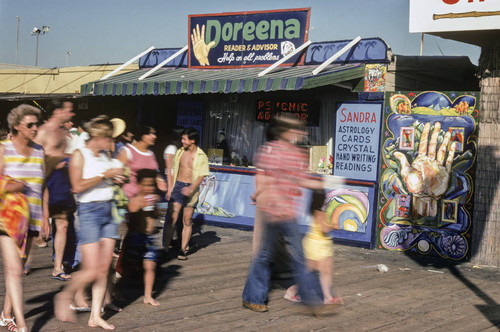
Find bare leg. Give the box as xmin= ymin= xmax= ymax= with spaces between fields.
xmin=181 ymin=207 xmax=194 ymax=253
xmin=163 ymin=202 xmax=182 ymax=251
xmin=53 ymin=216 xmax=70 ymax=278
xmin=22 ymin=236 xmax=34 ymax=275
xmin=142 ymin=260 xmax=159 ymax=306
xmin=0 ymin=236 xmax=27 ymax=329
xmin=55 ymin=242 xmax=102 ymax=323
xmin=74 ymin=287 xmax=89 ymax=308
xmin=318 ymin=257 xmax=334 ymax=303
xmin=2 ymin=293 xmax=11 ymax=318
xmin=88 ymin=238 xmax=116 ymax=330
xmin=103 ymin=266 xmax=122 ymax=312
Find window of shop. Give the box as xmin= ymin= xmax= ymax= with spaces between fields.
xmin=205 ymin=97 xmax=323 ymax=166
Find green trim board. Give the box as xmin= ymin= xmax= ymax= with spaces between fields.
xmin=81 ymin=63 xmax=365 ymax=96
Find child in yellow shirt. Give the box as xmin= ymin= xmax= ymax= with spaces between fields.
xmin=302 ymin=190 xmax=343 ymax=305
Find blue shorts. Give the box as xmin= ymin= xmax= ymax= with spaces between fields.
xmin=124 ymin=231 xmax=160 ymax=262
xmin=77 ymin=201 xmax=118 ymax=245
xmin=170 ymin=181 xmax=191 ymax=207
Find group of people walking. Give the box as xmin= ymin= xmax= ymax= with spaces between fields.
xmin=0 ymin=101 xmax=209 ymax=331
xmin=0 ymin=101 xmax=342 ymax=330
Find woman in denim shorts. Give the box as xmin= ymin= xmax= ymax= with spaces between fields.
xmin=54 ymin=116 xmax=125 ymax=330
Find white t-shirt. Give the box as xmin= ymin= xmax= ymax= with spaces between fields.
xmin=163 ymin=144 xmax=177 ymax=159
xmin=77 ymin=131 xmax=90 ymax=151
xmin=76 ymin=147 xmax=123 ymax=203
xmin=65 ymin=133 xmax=79 ymax=154
xmin=163 ymin=144 xmax=177 ymax=176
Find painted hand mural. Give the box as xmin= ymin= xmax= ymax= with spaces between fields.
xmin=393 ymin=122 xmax=456 ymax=217
xmin=191 ymin=24 xmax=215 ymax=66
xmin=378 ymin=91 xmax=479 ymax=260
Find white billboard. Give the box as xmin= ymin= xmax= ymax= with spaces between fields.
xmin=409 ymin=0 xmax=500 ymax=33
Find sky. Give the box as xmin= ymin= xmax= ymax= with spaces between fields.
xmin=0 ymin=0 xmax=481 ymax=68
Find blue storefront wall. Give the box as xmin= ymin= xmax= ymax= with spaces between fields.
xmin=190 ymin=166 xmax=378 ymax=249
xmin=193 ymin=167 xmax=257 ymax=229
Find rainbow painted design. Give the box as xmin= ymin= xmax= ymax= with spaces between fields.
xmin=325 ymin=188 xmax=369 ymax=233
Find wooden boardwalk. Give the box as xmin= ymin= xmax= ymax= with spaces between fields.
xmin=1 ymin=224 xmax=500 ymax=332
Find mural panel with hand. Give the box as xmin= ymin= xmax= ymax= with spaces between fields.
xmin=377 ymin=91 xmax=479 ymax=260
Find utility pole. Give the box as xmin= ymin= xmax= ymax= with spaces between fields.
xmin=31 ymin=25 xmax=50 ymax=67
xmin=15 ymin=16 xmax=20 ymax=64
xmin=66 ymin=51 xmax=71 ymax=67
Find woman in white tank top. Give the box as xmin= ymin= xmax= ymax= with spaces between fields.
xmin=55 ymin=116 xmax=124 ymax=330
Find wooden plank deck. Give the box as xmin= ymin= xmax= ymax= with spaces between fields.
xmin=1 ymin=224 xmax=500 ymax=332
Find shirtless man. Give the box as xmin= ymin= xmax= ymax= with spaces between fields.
xmin=36 ymin=100 xmax=74 ymax=157
xmin=163 ymin=127 xmax=209 ymax=260
xmin=35 ymin=100 xmax=76 ymax=280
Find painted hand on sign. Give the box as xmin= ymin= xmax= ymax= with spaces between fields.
xmin=393 ymin=122 xmax=456 ymax=217
xmin=191 ymin=24 xmax=216 ymax=66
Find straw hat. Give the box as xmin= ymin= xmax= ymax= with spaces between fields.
xmin=110 ymin=118 xmax=126 ymax=138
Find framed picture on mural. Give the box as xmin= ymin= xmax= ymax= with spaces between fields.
xmin=399 ymin=127 xmax=415 ymax=150
xmin=395 ymin=194 xmax=411 ymax=218
xmin=449 ymin=127 xmax=465 ymax=152
xmin=441 ymin=199 xmax=458 ymax=223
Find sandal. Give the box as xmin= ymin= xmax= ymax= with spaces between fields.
xmin=284 ymin=292 xmax=301 ymax=303
xmin=104 ymin=303 xmax=122 ymax=312
xmin=22 ymin=265 xmax=31 ymax=277
xmin=324 ymin=296 xmax=344 ymax=305
xmin=177 ymin=250 xmax=188 ymax=260
xmin=0 ymin=312 xmax=16 ymax=331
xmin=6 ymin=321 xmax=17 ymax=332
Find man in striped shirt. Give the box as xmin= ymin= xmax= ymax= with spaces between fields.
xmin=242 ymin=114 xmax=325 ymax=313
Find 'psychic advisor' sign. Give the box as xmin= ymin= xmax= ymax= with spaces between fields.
xmin=333 ymin=102 xmax=382 ymax=182
xmin=188 ymin=8 xmax=310 ymax=68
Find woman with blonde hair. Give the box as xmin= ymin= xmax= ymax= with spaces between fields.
xmin=55 ymin=115 xmax=124 ymax=330
xmin=0 ymin=104 xmax=47 ymax=332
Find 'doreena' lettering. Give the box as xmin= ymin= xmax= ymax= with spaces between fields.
xmin=206 ymin=18 xmax=301 ymax=48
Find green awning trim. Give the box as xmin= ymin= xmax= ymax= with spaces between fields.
xmin=81 ymin=63 xmax=365 ymax=97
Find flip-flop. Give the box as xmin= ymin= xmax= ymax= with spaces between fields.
xmin=69 ymin=304 xmax=91 ymax=312
xmin=22 ymin=265 xmax=31 ymax=276
xmin=50 ymin=272 xmax=71 ymax=281
xmin=104 ymin=303 xmax=123 ymax=312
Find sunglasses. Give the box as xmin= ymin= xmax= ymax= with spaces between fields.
xmin=22 ymin=122 xmax=39 ymax=129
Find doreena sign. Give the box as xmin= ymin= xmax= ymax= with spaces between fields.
xmin=409 ymin=0 xmax=500 ymax=33
xmin=188 ymin=8 xmax=310 ymax=68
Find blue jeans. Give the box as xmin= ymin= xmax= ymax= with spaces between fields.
xmin=242 ymin=220 xmax=323 ymax=306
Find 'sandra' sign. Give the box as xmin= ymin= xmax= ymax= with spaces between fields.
xmin=333 ymin=102 xmax=382 ymax=182
xmin=188 ymin=8 xmax=310 ymax=68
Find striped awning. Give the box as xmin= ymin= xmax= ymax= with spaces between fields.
xmin=81 ymin=63 xmax=365 ymax=96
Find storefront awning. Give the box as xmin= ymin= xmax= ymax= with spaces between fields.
xmin=81 ymin=63 xmax=365 ymax=96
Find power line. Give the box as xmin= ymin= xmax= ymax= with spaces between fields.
xmin=433 ymin=36 xmax=445 ymax=56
